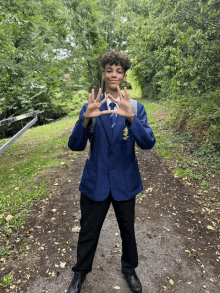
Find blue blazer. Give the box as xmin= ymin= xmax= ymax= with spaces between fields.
xmin=68 ymin=95 xmax=155 ymax=201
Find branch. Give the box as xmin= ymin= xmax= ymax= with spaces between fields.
xmin=204 ymin=22 xmax=220 ymax=28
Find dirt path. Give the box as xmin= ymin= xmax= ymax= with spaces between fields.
xmin=1 ymin=141 xmax=219 ymax=293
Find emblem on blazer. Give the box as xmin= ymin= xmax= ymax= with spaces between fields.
xmin=123 ymin=127 xmax=129 ymax=140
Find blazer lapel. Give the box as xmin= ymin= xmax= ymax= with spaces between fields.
xmin=110 ymin=114 xmax=126 ymax=151
xmin=99 ymin=95 xmax=112 ymax=144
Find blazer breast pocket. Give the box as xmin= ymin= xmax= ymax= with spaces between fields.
xmin=80 ymin=159 xmax=97 ymax=192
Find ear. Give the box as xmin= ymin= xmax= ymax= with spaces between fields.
xmin=123 ymin=74 xmax=127 ymax=82
xmin=102 ymin=72 xmax=105 ymax=81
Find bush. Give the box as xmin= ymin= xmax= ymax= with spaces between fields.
xmin=54 ymin=90 xmax=89 ymax=117
xmin=166 ymin=89 xmax=220 ymax=149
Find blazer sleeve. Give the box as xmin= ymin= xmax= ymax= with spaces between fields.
xmin=68 ymin=103 xmax=92 ymax=151
xmin=125 ymin=102 xmax=156 ymax=149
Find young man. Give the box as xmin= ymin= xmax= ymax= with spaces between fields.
xmin=67 ymin=51 xmax=155 ymax=293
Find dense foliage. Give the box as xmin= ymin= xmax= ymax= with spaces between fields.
xmin=0 ymin=0 xmax=108 ymax=138
xmin=0 ymin=0 xmax=69 ymax=137
xmin=119 ymin=0 xmax=220 ymax=149
xmin=0 ymin=0 xmax=219 ymax=152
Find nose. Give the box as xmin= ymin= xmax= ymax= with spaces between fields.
xmin=111 ymin=70 xmax=117 ymax=78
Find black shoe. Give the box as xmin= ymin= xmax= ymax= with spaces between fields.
xmin=67 ymin=274 xmax=86 ymax=293
xmin=122 ymin=270 xmax=142 ymax=293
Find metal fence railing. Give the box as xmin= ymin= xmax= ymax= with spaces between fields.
xmin=0 ymin=111 xmax=41 ymax=155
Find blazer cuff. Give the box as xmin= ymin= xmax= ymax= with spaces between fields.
xmin=80 ymin=117 xmax=92 ymax=137
xmin=125 ymin=115 xmax=136 ymax=128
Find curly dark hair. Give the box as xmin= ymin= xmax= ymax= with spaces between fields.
xmin=100 ymin=51 xmax=131 ymax=73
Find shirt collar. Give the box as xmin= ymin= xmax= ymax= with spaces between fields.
xmin=105 ymin=93 xmax=120 ymax=108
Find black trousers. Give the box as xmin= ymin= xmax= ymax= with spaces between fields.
xmin=72 ymin=192 xmax=138 ymax=274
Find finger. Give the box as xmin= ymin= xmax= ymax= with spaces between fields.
xmin=117 ymin=86 xmax=123 ymax=100
xmin=88 ymin=92 xmax=93 ymax=104
xmin=95 ymin=88 xmax=102 ymax=102
xmin=106 ymin=93 xmax=117 ymax=103
xmin=100 ymin=93 xmax=109 ymax=106
xmin=99 ymin=109 xmax=121 ymax=116
xmin=91 ymin=89 xmax=95 ymax=102
xmin=105 ymin=109 xmax=126 ymax=117
xmin=124 ymin=87 xmax=130 ymax=101
xmin=99 ymin=110 xmax=112 ymax=115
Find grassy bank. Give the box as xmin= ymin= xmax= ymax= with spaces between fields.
xmin=0 ymin=117 xmax=78 ymax=233
xmin=142 ymin=100 xmax=220 ymax=204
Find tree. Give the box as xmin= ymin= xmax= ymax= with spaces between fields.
xmin=62 ymin=0 xmax=108 ymax=94
xmin=0 ymin=0 xmax=69 ymax=137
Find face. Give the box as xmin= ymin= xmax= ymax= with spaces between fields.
xmin=102 ymin=63 xmax=126 ymax=92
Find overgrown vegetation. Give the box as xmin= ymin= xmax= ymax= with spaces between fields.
xmin=53 ymin=90 xmax=89 ymax=117
xmin=142 ymin=100 xmax=220 ymax=193
xmin=119 ymin=0 xmax=220 ymax=153
xmin=166 ymin=90 xmax=220 ymax=149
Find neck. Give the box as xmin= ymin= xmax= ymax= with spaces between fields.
xmin=105 ymin=88 xmax=120 ymax=99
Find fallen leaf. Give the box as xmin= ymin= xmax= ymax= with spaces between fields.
xmin=207 ymin=225 xmax=215 ymax=230
xmin=6 ymin=215 xmax=13 ymax=222
xmin=72 ymin=226 xmax=80 ymax=233
xmin=145 ymin=188 xmax=153 ymax=192
xmin=60 ymin=262 xmax=66 ymax=268
xmin=113 ymin=286 xmax=120 ymax=290
xmin=169 ymin=279 xmax=174 ymax=285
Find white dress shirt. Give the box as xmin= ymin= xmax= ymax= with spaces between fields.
xmin=106 ymin=95 xmax=120 ymax=117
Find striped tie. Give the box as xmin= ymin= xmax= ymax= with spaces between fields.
xmin=109 ymin=102 xmax=116 ymax=130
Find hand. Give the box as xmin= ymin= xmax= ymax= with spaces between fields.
xmin=106 ymin=87 xmax=134 ymax=123
xmin=83 ymin=88 xmax=111 ymax=127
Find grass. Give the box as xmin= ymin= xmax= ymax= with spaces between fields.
xmin=0 ymin=116 xmax=78 ymax=229
xmin=140 ymin=101 xmax=175 ymax=157
xmin=0 ymin=273 xmax=14 ymax=288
